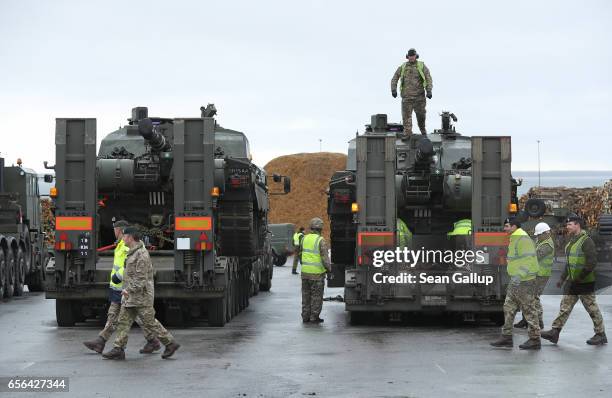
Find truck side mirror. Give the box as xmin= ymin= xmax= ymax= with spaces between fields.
xmin=283 ymin=176 xmax=291 ymax=194
xmin=44 ymin=174 xmax=54 ymax=183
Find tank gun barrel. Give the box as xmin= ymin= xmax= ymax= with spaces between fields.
xmin=138 ymin=118 xmax=170 ymax=152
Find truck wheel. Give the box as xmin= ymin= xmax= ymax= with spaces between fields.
xmin=349 ymin=311 xmax=369 ymax=325
xmin=208 ymin=297 xmax=227 ymax=327
xmin=56 ymin=300 xmax=76 ymax=326
xmin=4 ymin=249 xmax=15 ymax=298
xmin=0 ymin=250 xmax=5 ymax=299
xmin=274 ymin=254 xmax=287 ymax=266
xmin=525 ymin=199 xmax=546 ymax=218
xmin=14 ymin=248 xmax=26 ymax=296
xmin=259 ymin=269 xmax=272 ymax=292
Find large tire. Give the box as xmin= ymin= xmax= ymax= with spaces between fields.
xmin=259 ymin=269 xmax=272 ymax=292
xmin=274 ymin=254 xmax=287 ymax=266
xmin=4 ymin=249 xmax=15 ymax=298
xmin=525 ymin=199 xmax=546 ymax=218
xmin=14 ymin=247 xmax=26 ymax=296
xmin=0 ymin=249 xmax=5 ymax=299
xmin=56 ymin=300 xmax=76 ymax=327
xmin=208 ymin=297 xmax=227 ymax=327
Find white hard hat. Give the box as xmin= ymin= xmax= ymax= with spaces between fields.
xmin=534 ymin=222 xmax=551 ymax=236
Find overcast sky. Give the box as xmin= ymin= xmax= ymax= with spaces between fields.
xmin=1 ymin=0 xmax=611 ymax=172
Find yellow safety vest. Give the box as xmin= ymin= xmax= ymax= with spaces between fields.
xmin=536 ymin=237 xmax=555 ymax=277
xmin=300 ymin=233 xmax=326 ymax=275
xmin=565 ymin=231 xmax=594 ymax=283
xmin=293 ymin=232 xmax=304 ymax=247
xmin=448 ymin=219 xmax=472 ymax=236
xmin=507 ymin=228 xmax=539 ymax=281
xmin=400 ymin=61 xmax=427 ymax=92
xmin=396 ymin=219 xmax=412 ymax=248
xmin=109 ymin=240 xmax=130 ymax=291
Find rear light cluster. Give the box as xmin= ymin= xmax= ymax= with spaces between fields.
xmin=54 ymin=232 xmax=73 ymax=251
xmin=333 ymin=192 xmax=350 ymax=203
xmin=196 ymin=232 xmax=213 ymax=251
xmin=229 ymin=174 xmax=250 ymax=188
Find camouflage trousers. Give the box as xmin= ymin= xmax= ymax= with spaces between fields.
xmin=518 ymin=276 xmax=549 ymax=323
xmin=551 ymin=294 xmax=605 ymax=334
xmin=401 ymin=97 xmax=426 ymax=135
xmin=99 ymin=302 xmax=152 ymax=341
xmin=301 ymin=278 xmax=324 ymax=321
xmin=502 ymin=279 xmax=541 ymax=338
xmin=113 ymin=306 xmax=173 ymax=349
xmin=292 ymin=254 xmax=300 ymax=273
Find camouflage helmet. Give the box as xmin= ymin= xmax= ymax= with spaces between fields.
xmin=406 ymin=48 xmax=418 ymax=57
xmin=309 ymin=217 xmax=324 ymax=230
xmin=113 ymin=219 xmax=129 ymax=228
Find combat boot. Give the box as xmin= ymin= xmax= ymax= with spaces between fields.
xmin=292 ymin=270 xmax=298 ymax=275
xmin=83 ymin=336 xmax=106 ymax=354
xmin=586 ymin=333 xmax=608 ymax=346
xmin=102 ymin=347 xmax=125 ymax=360
xmin=139 ymin=338 xmax=162 ymax=354
xmin=513 ymin=319 xmax=528 ymax=328
xmin=540 ymin=328 xmax=560 ymax=344
xmin=161 ymin=342 xmax=181 ymax=359
xmin=519 ymin=338 xmax=541 ymax=350
xmin=490 ymin=335 xmax=513 ymax=347
xmin=310 ymin=317 xmax=324 ymax=323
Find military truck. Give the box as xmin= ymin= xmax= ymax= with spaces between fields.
xmin=327 ymin=113 xmax=518 ymax=324
xmin=269 ymin=223 xmax=295 ymax=266
xmin=45 ymin=106 xmax=290 ymax=326
xmin=0 ymin=157 xmax=50 ymax=299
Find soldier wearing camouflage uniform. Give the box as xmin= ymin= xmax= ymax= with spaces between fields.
xmin=541 ymin=216 xmax=607 ymax=346
xmin=102 ymin=227 xmax=181 ymax=360
xmin=298 ymin=218 xmax=331 ymax=323
xmin=491 ymin=218 xmax=541 ymax=350
xmin=83 ymin=220 xmax=161 ymax=355
xmin=514 ymin=222 xmax=554 ymax=329
xmin=391 ymin=48 xmax=433 ymax=137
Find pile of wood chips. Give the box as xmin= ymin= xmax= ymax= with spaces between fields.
xmin=40 ymin=198 xmax=55 ymax=247
xmin=519 ymin=179 xmax=612 ymax=228
xmin=264 ymin=152 xmax=348 ymax=242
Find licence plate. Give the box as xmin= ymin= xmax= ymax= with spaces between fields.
xmin=421 ymin=295 xmax=447 ymax=306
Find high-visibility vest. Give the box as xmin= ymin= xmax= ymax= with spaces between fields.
xmin=448 ymin=219 xmax=472 ymax=236
xmin=565 ymin=231 xmax=594 ymax=283
xmin=293 ymin=232 xmax=304 ymax=247
xmin=396 ymin=219 xmax=412 ymax=248
xmin=300 ymin=233 xmax=326 ymax=275
xmin=400 ymin=61 xmax=427 ymax=92
xmin=536 ymin=237 xmax=555 ymax=277
xmin=109 ymin=240 xmax=130 ymax=291
xmin=507 ymin=228 xmax=539 ymax=281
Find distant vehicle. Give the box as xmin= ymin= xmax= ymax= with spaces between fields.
xmin=269 ymin=223 xmax=295 ymax=266
xmin=0 ymin=157 xmax=52 ymax=299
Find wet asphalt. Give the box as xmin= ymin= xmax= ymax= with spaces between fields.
xmin=0 ymin=256 xmax=611 ymax=398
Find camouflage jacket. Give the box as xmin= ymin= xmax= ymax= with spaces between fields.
xmin=296 ymin=233 xmax=332 ymax=280
xmin=122 ymin=241 xmax=154 ymax=307
xmin=391 ymin=61 xmax=433 ymax=99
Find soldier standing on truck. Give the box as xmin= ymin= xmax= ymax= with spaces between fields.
xmin=391 ymin=48 xmax=433 ymax=137
xmin=292 ymin=227 xmax=305 ymax=275
xmin=102 ymin=227 xmax=180 ymax=360
xmin=298 ymin=218 xmax=331 ymax=323
xmin=514 ymin=222 xmax=553 ymax=329
xmin=491 ymin=218 xmax=542 ymax=350
xmin=541 ymin=216 xmax=607 ymax=346
xmin=83 ymin=220 xmax=162 ymax=355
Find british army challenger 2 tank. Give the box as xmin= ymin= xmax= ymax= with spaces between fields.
xmin=45 ymin=105 xmax=290 ymax=326
xmin=327 ymin=112 xmax=518 ymax=324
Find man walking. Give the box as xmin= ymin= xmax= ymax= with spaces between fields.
xmin=83 ymin=220 xmax=161 ymax=354
xmin=514 ymin=222 xmax=554 ymax=329
xmin=102 ymin=227 xmax=180 ymax=360
xmin=298 ymin=218 xmax=331 ymax=323
xmin=391 ymin=48 xmax=433 ymax=137
xmin=541 ymin=216 xmax=607 ymax=345
xmin=491 ymin=218 xmax=541 ymax=349
xmin=292 ymin=226 xmax=305 ymax=275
